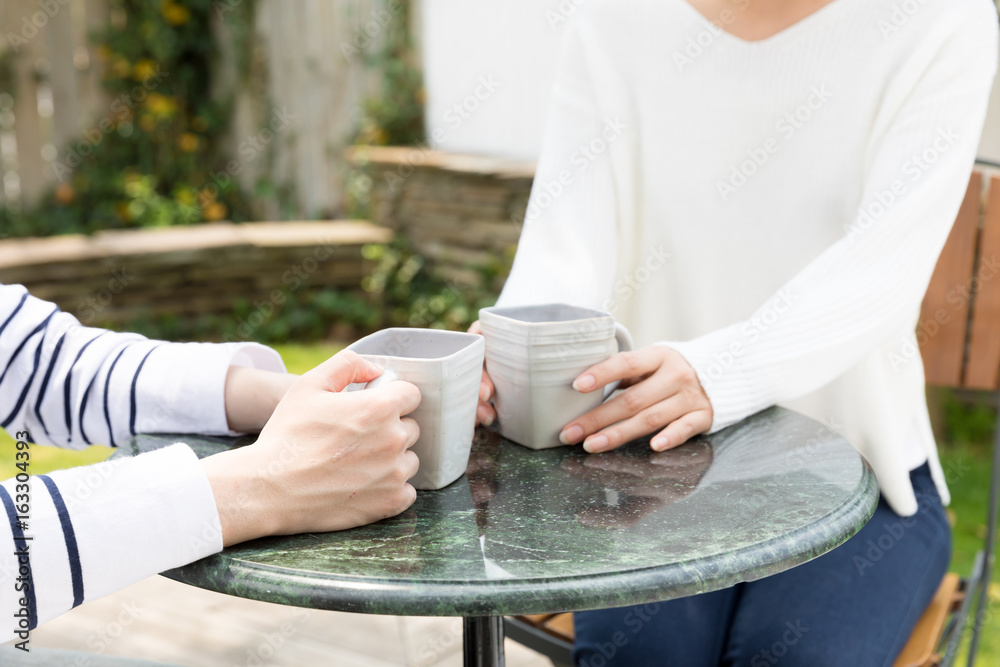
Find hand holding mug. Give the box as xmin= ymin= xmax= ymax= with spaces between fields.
xmin=202 ymin=350 xmax=422 ymax=546
xmin=558 ymin=345 xmax=713 ymax=454
xmin=468 ymin=320 xmax=497 ymax=427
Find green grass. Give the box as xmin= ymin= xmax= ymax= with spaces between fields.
xmin=1 ymin=345 xmax=998 ymax=661
xmin=938 ymin=441 xmax=1000 ymax=663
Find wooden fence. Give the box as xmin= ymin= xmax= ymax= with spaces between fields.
xmin=0 ymin=0 xmax=393 ymax=219
xmin=0 ymin=0 xmax=108 ymax=209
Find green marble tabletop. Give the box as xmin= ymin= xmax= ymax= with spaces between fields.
xmin=123 ymin=406 xmax=878 ymax=617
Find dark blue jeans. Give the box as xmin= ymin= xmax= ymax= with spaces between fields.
xmin=573 ymin=463 xmax=951 ymax=667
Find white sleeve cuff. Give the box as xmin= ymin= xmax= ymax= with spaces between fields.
xmin=657 ymin=328 xmax=764 ymax=433
xmin=134 ymin=342 xmax=285 ymax=436
xmin=0 ymin=444 xmax=224 ymax=631
xmin=65 ymin=443 xmax=222 ymax=606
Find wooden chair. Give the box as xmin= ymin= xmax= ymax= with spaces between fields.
xmin=505 ymin=168 xmax=1000 ymax=666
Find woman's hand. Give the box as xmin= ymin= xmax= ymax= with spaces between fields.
xmin=468 ymin=320 xmax=496 ymax=426
xmin=557 ymin=346 xmax=713 ymax=454
xmin=203 ymin=350 xmax=422 ymax=546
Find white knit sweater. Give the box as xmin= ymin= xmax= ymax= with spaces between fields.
xmin=497 ymin=0 xmax=1000 ymax=516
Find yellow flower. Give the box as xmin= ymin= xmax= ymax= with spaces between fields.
xmin=112 ymin=56 xmax=131 ymax=78
xmin=133 ymin=59 xmax=158 ymax=82
xmin=116 ymin=202 xmax=132 ymax=222
xmin=175 ymin=189 xmax=196 ymax=206
xmin=145 ymin=93 xmax=176 ymax=117
xmin=162 ymin=2 xmax=191 ymax=26
xmin=178 ymin=133 xmax=199 ymax=152
xmin=55 ymin=182 xmax=75 ymax=205
xmin=203 ymin=202 xmax=227 ymax=221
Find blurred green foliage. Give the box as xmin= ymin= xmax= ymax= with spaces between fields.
xmin=121 ymin=237 xmax=506 ymax=345
xmin=1 ymin=0 xmax=256 ymax=237
xmin=353 ymin=0 xmax=425 ymax=148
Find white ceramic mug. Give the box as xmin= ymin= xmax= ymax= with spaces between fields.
xmin=478 ymin=304 xmax=633 ymax=450
xmin=346 ymin=328 xmax=485 ymax=490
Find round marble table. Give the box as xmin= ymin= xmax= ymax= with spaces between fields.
xmin=125 ymin=406 xmax=878 ymax=667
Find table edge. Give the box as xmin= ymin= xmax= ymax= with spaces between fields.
xmin=164 ymin=462 xmax=880 ymax=617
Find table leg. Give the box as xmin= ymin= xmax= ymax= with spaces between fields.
xmin=463 ymin=616 xmax=505 ymax=667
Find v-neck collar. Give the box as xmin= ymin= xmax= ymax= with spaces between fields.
xmin=672 ymin=0 xmax=852 ymax=48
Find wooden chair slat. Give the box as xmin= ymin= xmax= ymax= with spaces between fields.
xmin=893 ymin=573 xmax=960 ymax=667
xmin=521 ymin=613 xmax=559 ymax=625
xmin=920 ymin=172 xmax=982 ymax=388
xmin=543 ymin=613 xmax=575 ymax=642
xmin=964 ymin=173 xmax=1000 ymax=389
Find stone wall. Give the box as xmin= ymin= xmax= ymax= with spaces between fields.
xmin=348 ymin=146 xmax=535 ymax=289
xmin=0 ymin=221 xmax=391 ymax=328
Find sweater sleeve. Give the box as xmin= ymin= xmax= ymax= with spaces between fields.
xmin=0 ymin=283 xmax=285 ymax=449
xmin=666 ymin=10 xmax=999 ymax=432
xmin=496 ymin=21 xmax=623 ymax=310
xmin=0 ymin=443 xmax=221 ymax=643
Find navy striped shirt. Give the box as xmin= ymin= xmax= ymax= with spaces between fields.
xmin=0 ymin=283 xmax=283 ymax=639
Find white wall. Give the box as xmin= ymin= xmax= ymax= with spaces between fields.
xmin=978 ymin=72 xmax=1000 ymax=165
xmin=422 ymin=1 xmax=1000 ymax=167
xmin=420 ymin=0 xmax=585 ymax=161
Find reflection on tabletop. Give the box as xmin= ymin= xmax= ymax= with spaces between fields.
xmin=560 ymin=440 xmax=713 ymax=529
xmin=467 ymin=428 xmax=713 ymax=532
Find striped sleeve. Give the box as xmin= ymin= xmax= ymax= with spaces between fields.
xmin=0 ymin=283 xmax=286 ymax=449
xmin=0 ymin=443 xmax=221 ymax=641
xmin=0 ymin=282 xmax=286 ymax=639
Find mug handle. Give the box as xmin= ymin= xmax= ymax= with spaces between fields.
xmin=602 ymin=323 xmax=635 ymax=399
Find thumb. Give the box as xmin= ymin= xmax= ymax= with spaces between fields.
xmin=303 ymin=349 xmax=383 ymax=393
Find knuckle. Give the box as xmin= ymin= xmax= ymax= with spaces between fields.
xmin=395 ymin=484 xmax=417 ymax=511
xmin=403 ymin=418 xmax=420 ymax=444
xmin=402 ymin=381 xmax=422 ymax=407
xmin=337 ymin=349 xmax=362 ymax=368
xmin=675 ymin=417 xmax=698 ymax=441
xmin=621 ymin=389 xmax=644 ymax=412
xmin=405 ymin=450 xmax=420 ymax=476
xmin=392 ymin=462 xmax=411 ymax=485
xmin=675 ymin=364 xmax=697 ymax=384
xmin=621 ymin=351 xmax=642 ymax=374
xmin=642 ymin=409 xmax=662 ymax=430
xmin=368 ymin=394 xmax=396 ymax=420
xmin=391 ymin=423 xmax=410 ymax=448
xmin=577 ymin=413 xmax=600 ymax=434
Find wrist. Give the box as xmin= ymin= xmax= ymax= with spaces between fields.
xmin=224 ymin=367 xmax=298 ymax=433
xmin=201 ymin=446 xmax=281 ymax=547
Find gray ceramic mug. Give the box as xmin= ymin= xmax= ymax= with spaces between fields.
xmin=479 ymin=304 xmax=633 ymax=450
xmin=347 ymin=328 xmax=485 ymax=490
